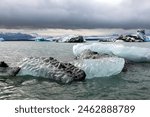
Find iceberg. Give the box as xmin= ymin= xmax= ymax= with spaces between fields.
xmin=17 ymin=57 xmax=86 ymax=84
xmin=73 ymin=57 xmax=125 ymax=79
xmin=137 ymin=29 xmax=145 ymax=41
xmin=73 ymin=43 xmax=150 ymax=62
xmin=34 ymin=37 xmax=50 ymax=42
xmin=115 ymin=29 xmax=150 ymax=42
xmin=0 ymin=38 xmax=4 ymax=42
xmin=57 ymin=35 xmax=85 ymax=43
xmin=144 ymin=36 xmax=150 ymax=42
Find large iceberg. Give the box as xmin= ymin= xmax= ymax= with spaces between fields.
xmin=17 ymin=57 xmax=86 ymax=84
xmin=73 ymin=43 xmax=150 ymax=62
xmin=73 ymin=57 xmax=125 ymax=79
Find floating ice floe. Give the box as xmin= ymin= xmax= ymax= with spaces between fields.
xmin=0 ymin=38 xmax=4 ymax=42
xmin=34 ymin=37 xmax=51 ymax=42
xmin=115 ymin=29 xmax=150 ymax=42
xmin=73 ymin=57 xmax=125 ymax=79
xmin=57 ymin=35 xmax=85 ymax=43
xmin=73 ymin=43 xmax=150 ymax=62
xmin=17 ymin=57 xmax=86 ymax=84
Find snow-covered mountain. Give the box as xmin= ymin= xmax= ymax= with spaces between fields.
xmin=0 ymin=32 xmax=34 ymax=41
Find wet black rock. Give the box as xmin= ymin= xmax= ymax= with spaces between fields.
xmin=62 ymin=63 xmax=86 ymax=81
xmin=45 ymin=57 xmax=86 ymax=81
xmin=67 ymin=36 xmax=85 ymax=43
xmin=0 ymin=61 xmax=20 ymax=76
xmin=0 ymin=61 xmax=9 ymax=67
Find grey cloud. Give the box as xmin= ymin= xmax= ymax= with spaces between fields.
xmin=0 ymin=0 xmax=150 ymax=29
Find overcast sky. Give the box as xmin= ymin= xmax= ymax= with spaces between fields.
xmin=0 ymin=0 xmax=150 ymax=35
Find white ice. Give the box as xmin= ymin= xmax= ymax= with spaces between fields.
xmin=73 ymin=57 xmax=125 ymax=79
xmin=73 ymin=43 xmax=150 ymax=62
xmin=0 ymin=38 xmax=4 ymax=41
xmin=17 ymin=57 xmax=54 ymax=77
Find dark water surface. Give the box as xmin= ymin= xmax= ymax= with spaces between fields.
xmin=0 ymin=42 xmax=150 ymax=100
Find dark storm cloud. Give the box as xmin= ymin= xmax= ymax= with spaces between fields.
xmin=0 ymin=0 xmax=150 ymax=29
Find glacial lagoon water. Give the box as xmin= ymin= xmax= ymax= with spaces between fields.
xmin=0 ymin=41 xmax=150 ymax=100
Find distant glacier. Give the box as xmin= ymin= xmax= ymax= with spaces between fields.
xmin=0 ymin=32 xmax=34 ymax=41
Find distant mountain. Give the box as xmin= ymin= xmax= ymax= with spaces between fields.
xmin=0 ymin=32 xmax=35 ymax=41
